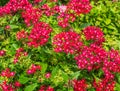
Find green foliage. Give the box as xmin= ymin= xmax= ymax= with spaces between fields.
xmin=77 ymin=1 xmax=120 ymax=50
xmin=0 ymin=0 xmax=120 ymax=91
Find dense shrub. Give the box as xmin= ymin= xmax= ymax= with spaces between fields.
xmin=0 ymin=0 xmax=120 ymax=91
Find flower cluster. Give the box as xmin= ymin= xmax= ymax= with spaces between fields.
xmin=0 ymin=81 xmax=15 ymax=91
xmin=28 ymin=22 xmax=52 ymax=47
xmin=73 ymin=79 xmax=87 ymax=91
xmin=27 ymin=64 xmax=41 ymax=75
xmin=39 ymin=85 xmax=54 ymax=91
xmin=41 ymin=4 xmax=54 ymax=16
xmin=52 ymin=31 xmax=83 ymax=54
xmin=22 ymin=7 xmax=42 ymax=26
xmin=0 ymin=68 xmax=15 ymax=78
xmin=83 ymin=26 xmax=105 ymax=45
xmin=57 ymin=13 xmax=76 ymax=28
xmin=14 ymin=48 xmax=28 ymax=64
xmin=0 ymin=0 xmax=32 ymax=16
xmin=93 ymin=77 xmax=115 ymax=91
xmin=0 ymin=81 xmax=21 ymax=91
xmin=16 ymin=30 xmax=28 ymax=40
xmin=67 ymin=0 xmax=92 ymax=15
xmin=75 ymin=44 xmax=107 ymax=71
xmin=102 ymin=49 xmax=120 ymax=78
xmin=0 ymin=50 xmax=6 ymax=56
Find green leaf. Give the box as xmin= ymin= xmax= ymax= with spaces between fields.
xmin=18 ymin=75 xmax=29 ymax=84
xmin=87 ymin=88 xmax=95 ymax=91
xmin=116 ymin=73 xmax=120 ymax=84
xmin=68 ymin=87 xmax=74 ymax=91
xmin=115 ymin=83 xmax=120 ymax=91
xmin=62 ymin=71 xmax=69 ymax=82
xmin=71 ymin=71 xmax=80 ymax=79
xmin=10 ymin=25 xmax=19 ymax=29
xmin=80 ymin=23 xmax=91 ymax=29
xmin=40 ymin=63 xmax=48 ymax=74
xmin=105 ymin=19 xmax=111 ymax=25
xmin=12 ymin=44 xmax=19 ymax=50
xmin=51 ymin=65 xmax=59 ymax=78
xmin=24 ymin=83 xmax=38 ymax=91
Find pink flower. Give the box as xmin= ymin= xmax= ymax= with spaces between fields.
xmin=59 ymin=5 xmax=67 ymax=13
xmin=45 ymin=72 xmax=51 ymax=78
xmin=0 ymin=50 xmax=6 ymax=56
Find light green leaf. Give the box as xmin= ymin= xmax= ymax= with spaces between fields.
xmin=71 ymin=71 xmax=80 ymax=79
xmin=62 ymin=71 xmax=69 ymax=82
xmin=10 ymin=25 xmax=19 ymax=29
xmin=105 ymin=19 xmax=111 ymax=25
xmin=19 ymin=75 xmax=29 ymax=84
xmin=40 ymin=63 xmax=48 ymax=74
xmin=24 ymin=83 xmax=38 ymax=91
xmin=51 ymin=66 xmax=59 ymax=78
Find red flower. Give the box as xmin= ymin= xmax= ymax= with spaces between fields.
xmin=73 ymin=79 xmax=87 ymax=91
xmin=53 ymin=31 xmax=83 ymax=54
xmin=28 ymin=22 xmax=52 ymax=47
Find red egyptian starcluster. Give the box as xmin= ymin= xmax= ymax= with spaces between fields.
xmin=67 ymin=0 xmax=92 ymax=15
xmin=75 ymin=44 xmax=108 ymax=71
xmin=0 ymin=81 xmax=15 ymax=91
xmin=57 ymin=13 xmax=76 ymax=28
xmin=83 ymin=26 xmax=105 ymax=45
xmin=14 ymin=48 xmax=28 ymax=64
xmin=28 ymin=22 xmax=52 ymax=47
xmin=0 ymin=0 xmax=32 ymax=16
xmin=16 ymin=30 xmax=28 ymax=40
xmin=27 ymin=64 xmax=41 ymax=75
xmin=0 ymin=81 xmax=21 ymax=91
xmin=93 ymin=77 xmax=116 ymax=91
xmin=22 ymin=7 xmax=42 ymax=26
xmin=38 ymin=85 xmax=54 ymax=91
xmin=0 ymin=68 xmax=15 ymax=78
xmin=52 ymin=31 xmax=83 ymax=54
xmin=102 ymin=49 xmax=120 ymax=78
xmin=0 ymin=50 xmax=6 ymax=56
xmin=73 ymin=79 xmax=87 ymax=91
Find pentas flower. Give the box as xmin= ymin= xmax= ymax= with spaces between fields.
xmin=59 ymin=5 xmax=67 ymax=13
xmin=28 ymin=22 xmax=52 ymax=47
xmin=57 ymin=13 xmax=76 ymax=28
xmin=38 ymin=85 xmax=54 ymax=91
xmin=103 ymin=49 xmax=120 ymax=74
xmin=14 ymin=81 xmax=22 ymax=88
xmin=93 ymin=78 xmax=116 ymax=91
xmin=0 ymin=50 xmax=6 ymax=56
xmin=67 ymin=0 xmax=92 ymax=15
xmin=0 ymin=0 xmax=32 ymax=16
xmin=14 ymin=48 xmax=28 ymax=64
xmin=0 ymin=68 xmax=15 ymax=78
xmin=16 ymin=30 xmax=28 ymax=40
xmin=41 ymin=4 xmax=54 ymax=16
xmin=0 ymin=81 xmax=15 ymax=91
xmin=34 ymin=0 xmax=42 ymax=3
xmin=45 ymin=72 xmax=51 ymax=79
xmin=5 ymin=25 xmax=10 ymax=30
xmin=27 ymin=64 xmax=41 ymax=75
xmin=73 ymin=79 xmax=87 ymax=91
xmin=75 ymin=44 xmax=108 ymax=71
xmin=22 ymin=7 xmax=42 ymax=26
xmin=83 ymin=26 xmax=104 ymax=45
xmin=53 ymin=31 xmax=83 ymax=54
